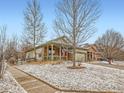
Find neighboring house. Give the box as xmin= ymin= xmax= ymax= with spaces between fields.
xmin=25 ymin=36 xmax=87 ymax=62
xmin=83 ymin=44 xmax=102 ymax=61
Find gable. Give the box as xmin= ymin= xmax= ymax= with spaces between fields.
xmin=87 ymin=45 xmax=98 ymax=52
xmin=91 ymin=46 xmax=97 ymax=52
xmin=48 ymin=36 xmax=71 ymax=45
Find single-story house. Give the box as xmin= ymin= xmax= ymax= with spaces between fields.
xmin=25 ymin=36 xmax=87 ymax=62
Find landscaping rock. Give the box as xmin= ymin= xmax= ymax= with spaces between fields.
xmin=17 ymin=62 xmax=124 ymax=92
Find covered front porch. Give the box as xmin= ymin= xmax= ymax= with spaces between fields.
xmin=42 ymin=43 xmax=73 ymax=61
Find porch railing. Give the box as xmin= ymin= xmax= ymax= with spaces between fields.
xmin=43 ymin=55 xmax=69 ymax=61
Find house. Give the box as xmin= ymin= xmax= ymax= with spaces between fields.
xmin=83 ymin=44 xmax=102 ymax=61
xmin=25 ymin=36 xmax=87 ymax=62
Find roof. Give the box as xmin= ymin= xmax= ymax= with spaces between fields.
xmin=25 ymin=36 xmax=72 ymax=52
xmin=46 ymin=36 xmax=72 ymax=45
xmin=83 ymin=44 xmax=100 ymax=52
xmin=25 ymin=36 xmax=87 ymax=53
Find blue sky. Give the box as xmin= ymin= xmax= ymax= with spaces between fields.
xmin=0 ymin=0 xmax=124 ymax=43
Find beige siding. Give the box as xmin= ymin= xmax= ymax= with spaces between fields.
xmin=75 ymin=49 xmax=87 ymax=62
xmin=75 ymin=53 xmax=86 ymax=62
xmin=26 ymin=51 xmax=34 ymax=59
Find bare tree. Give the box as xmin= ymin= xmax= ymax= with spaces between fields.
xmin=0 ymin=26 xmax=7 ymax=61
xmin=23 ymin=0 xmax=46 ymax=61
xmin=54 ymin=0 xmax=101 ymax=67
xmin=4 ymin=35 xmax=19 ymax=64
xmin=19 ymin=41 xmax=33 ymax=61
xmin=95 ymin=29 xmax=124 ymax=64
xmin=0 ymin=25 xmax=7 ymax=78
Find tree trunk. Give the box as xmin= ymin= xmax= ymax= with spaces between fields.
xmin=34 ymin=23 xmax=37 ymax=61
xmin=0 ymin=61 xmax=7 ymax=79
xmin=108 ymin=58 xmax=112 ymax=64
xmin=72 ymin=0 xmax=76 ymax=67
xmin=0 ymin=62 xmax=2 ymax=78
xmin=34 ymin=47 xmax=37 ymax=61
xmin=73 ymin=45 xmax=76 ymax=67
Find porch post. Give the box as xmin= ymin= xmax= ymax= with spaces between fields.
xmin=42 ymin=47 xmax=44 ymax=61
xmin=84 ymin=52 xmax=87 ymax=62
xmin=59 ymin=46 xmax=61 ymax=60
xmin=47 ymin=45 xmax=49 ymax=60
xmin=91 ymin=52 xmax=93 ymax=61
xmin=92 ymin=52 xmax=94 ymax=61
xmin=94 ymin=53 xmax=95 ymax=61
xmin=90 ymin=52 xmax=92 ymax=61
xmin=66 ymin=47 xmax=68 ymax=60
xmin=51 ymin=44 xmax=53 ymax=61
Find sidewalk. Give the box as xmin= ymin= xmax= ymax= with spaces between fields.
xmin=9 ymin=66 xmax=57 ymax=93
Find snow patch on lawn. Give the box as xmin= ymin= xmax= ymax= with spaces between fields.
xmin=17 ymin=63 xmax=124 ymax=92
xmin=113 ymin=61 xmax=124 ymax=66
xmin=100 ymin=61 xmax=124 ymax=66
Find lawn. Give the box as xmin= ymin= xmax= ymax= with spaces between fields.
xmin=17 ymin=62 xmax=124 ymax=92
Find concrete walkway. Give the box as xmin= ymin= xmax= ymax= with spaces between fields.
xmin=9 ymin=66 xmax=57 ymax=93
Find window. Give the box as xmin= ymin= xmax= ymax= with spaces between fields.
xmin=38 ymin=54 xmax=42 ymax=57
